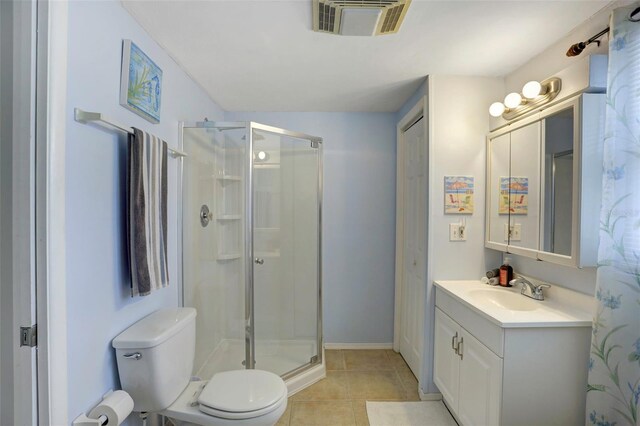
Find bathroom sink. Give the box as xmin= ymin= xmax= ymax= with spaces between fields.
xmin=468 ymin=289 xmax=538 ymax=311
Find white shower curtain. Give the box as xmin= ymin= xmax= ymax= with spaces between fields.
xmin=586 ymin=4 xmax=640 ymax=426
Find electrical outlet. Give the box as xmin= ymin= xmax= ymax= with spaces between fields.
xmin=449 ymin=223 xmax=466 ymax=241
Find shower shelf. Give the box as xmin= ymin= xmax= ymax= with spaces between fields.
xmin=217 ymin=253 xmax=242 ymax=261
xmin=217 ymin=215 xmax=242 ymax=221
xmin=216 ymin=175 xmax=242 ymax=182
xmin=254 ymin=164 xmax=280 ymax=170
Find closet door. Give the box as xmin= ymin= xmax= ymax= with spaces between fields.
xmin=434 ymin=309 xmax=460 ymax=411
xmin=457 ymin=329 xmax=503 ymax=426
xmin=399 ymin=117 xmax=426 ymax=378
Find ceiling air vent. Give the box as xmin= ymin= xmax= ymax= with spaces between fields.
xmin=312 ymin=0 xmax=411 ymax=36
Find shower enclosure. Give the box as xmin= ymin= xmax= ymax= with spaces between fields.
xmin=179 ymin=121 xmax=323 ymax=388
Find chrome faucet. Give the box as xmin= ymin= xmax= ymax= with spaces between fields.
xmin=509 ymin=276 xmax=551 ymax=301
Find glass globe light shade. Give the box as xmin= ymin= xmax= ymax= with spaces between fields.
xmin=504 ymin=92 xmax=523 ymax=109
xmin=522 ymin=81 xmax=542 ymax=99
xmin=489 ymin=102 xmax=506 ymax=117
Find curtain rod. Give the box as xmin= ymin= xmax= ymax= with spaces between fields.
xmin=74 ymin=108 xmax=187 ymax=158
xmin=566 ymin=6 xmax=640 ymax=57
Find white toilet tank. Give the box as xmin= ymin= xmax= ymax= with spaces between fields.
xmin=112 ymin=308 xmax=197 ymax=413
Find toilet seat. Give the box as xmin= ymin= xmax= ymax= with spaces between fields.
xmin=161 ymin=371 xmax=288 ymax=426
xmin=199 ymin=392 xmax=287 ymax=420
xmin=198 ymin=370 xmax=288 ymax=420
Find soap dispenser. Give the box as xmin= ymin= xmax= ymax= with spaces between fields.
xmin=499 ymin=257 xmax=513 ymax=287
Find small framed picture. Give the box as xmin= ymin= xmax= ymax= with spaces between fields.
xmin=120 ymin=39 xmax=162 ymax=123
xmin=444 ymin=176 xmax=474 ymax=214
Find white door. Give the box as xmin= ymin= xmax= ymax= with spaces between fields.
xmin=433 ymin=309 xmax=460 ymax=411
xmin=398 ymin=117 xmax=426 ymax=378
xmin=457 ymin=329 xmax=503 ymax=426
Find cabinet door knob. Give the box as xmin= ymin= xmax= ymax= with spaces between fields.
xmin=451 ymin=332 xmax=459 ymax=354
xmin=457 ymin=337 xmax=464 ymax=360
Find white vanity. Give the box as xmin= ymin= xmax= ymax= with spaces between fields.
xmin=433 ymin=280 xmax=593 ymax=425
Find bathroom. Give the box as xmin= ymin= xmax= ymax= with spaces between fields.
xmin=1 ymin=0 xmax=639 ymax=425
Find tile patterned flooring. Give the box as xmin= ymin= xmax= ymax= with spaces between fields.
xmin=277 ymin=349 xmax=423 ymax=426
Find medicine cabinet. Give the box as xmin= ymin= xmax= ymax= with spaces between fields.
xmin=485 ymin=93 xmax=605 ymax=267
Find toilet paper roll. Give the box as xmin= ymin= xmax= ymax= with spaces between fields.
xmin=88 ymin=390 xmax=134 ymax=426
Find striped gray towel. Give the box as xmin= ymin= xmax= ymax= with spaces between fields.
xmin=128 ymin=128 xmax=169 ymax=296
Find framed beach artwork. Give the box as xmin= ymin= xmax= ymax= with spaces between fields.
xmin=444 ymin=176 xmax=474 ymax=214
xmin=120 ymin=40 xmax=162 ymax=123
xmin=498 ymin=176 xmax=528 ymax=214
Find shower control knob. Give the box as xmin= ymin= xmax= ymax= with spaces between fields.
xmin=255 ymin=258 xmax=265 ymax=265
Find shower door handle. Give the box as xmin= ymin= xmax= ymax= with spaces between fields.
xmin=255 ymin=258 xmax=264 ymax=265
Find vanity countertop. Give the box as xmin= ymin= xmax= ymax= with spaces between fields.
xmin=434 ymin=280 xmax=594 ymax=328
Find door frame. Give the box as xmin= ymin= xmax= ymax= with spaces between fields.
xmin=393 ymin=96 xmax=428 ymax=377
xmin=35 ymin=0 xmax=69 ymax=424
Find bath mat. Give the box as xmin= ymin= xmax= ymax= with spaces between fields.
xmin=366 ymin=401 xmax=457 ymax=426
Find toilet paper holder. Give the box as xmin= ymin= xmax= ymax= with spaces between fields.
xmin=73 ymin=389 xmax=133 ymax=426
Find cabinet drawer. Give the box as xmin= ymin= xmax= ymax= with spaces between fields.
xmin=436 ymin=289 xmax=504 ymax=357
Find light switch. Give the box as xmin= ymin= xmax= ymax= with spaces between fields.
xmin=511 ymin=224 xmax=522 ymax=241
xmin=449 ymin=223 xmax=466 ymax=241
xmin=503 ymin=223 xmax=522 ymax=241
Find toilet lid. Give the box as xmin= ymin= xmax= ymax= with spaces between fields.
xmin=198 ymin=370 xmax=287 ymax=414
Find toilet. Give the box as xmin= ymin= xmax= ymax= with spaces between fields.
xmin=112 ymin=308 xmax=287 ymax=426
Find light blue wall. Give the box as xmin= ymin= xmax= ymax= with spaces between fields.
xmin=65 ymin=0 xmax=224 ymax=421
xmin=226 ymin=112 xmax=398 ymax=344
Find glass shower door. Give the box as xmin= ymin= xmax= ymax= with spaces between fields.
xmin=250 ymin=125 xmax=321 ymax=377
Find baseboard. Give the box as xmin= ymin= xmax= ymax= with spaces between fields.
xmin=419 ymin=388 xmax=443 ymax=401
xmin=323 ymin=342 xmax=394 ymax=350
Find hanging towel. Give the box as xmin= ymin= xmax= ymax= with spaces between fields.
xmin=128 ymin=127 xmax=169 ymax=296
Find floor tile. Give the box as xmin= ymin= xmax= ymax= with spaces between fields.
xmin=352 ymin=400 xmax=370 ymax=426
xmin=292 ymin=371 xmax=350 ymax=401
xmin=384 ymin=349 xmax=408 ymax=370
xmin=290 ymin=401 xmax=356 ymax=425
xmin=343 ymin=350 xmax=393 ymax=371
xmin=395 ymin=362 xmax=419 ymax=391
xmin=346 ymin=370 xmax=406 ymax=400
xmin=276 ymin=397 xmax=293 ymax=426
xmin=325 ymin=350 xmax=346 ymax=371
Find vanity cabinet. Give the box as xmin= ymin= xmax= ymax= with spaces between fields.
xmin=434 ymin=284 xmax=592 ymax=426
xmin=434 ymin=309 xmax=502 ymax=426
xmin=485 ymin=93 xmax=605 ymax=267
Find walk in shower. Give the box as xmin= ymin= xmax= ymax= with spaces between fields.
xmin=179 ymin=121 xmax=323 ymax=390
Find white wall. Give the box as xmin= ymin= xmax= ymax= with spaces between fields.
xmin=225 ymin=112 xmax=398 ymax=345
xmin=421 ymin=76 xmax=504 ymax=393
xmin=64 ymin=0 xmax=224 ymax=422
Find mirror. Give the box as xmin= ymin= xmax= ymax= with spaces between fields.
xmin=542 ymin=107 xmax=574 ymax=256
xmin=508 ymin=122 xmax=541 ymax=252
xmin=487 ymin=133 xmax=510 ymax=248
xmin=485 ymin=94 xmax=604 ymax=268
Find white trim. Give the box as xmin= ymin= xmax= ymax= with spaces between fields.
xmin=418 ymin=389 xmax=442 ymax=401
xmin=36 ymin=1 xmax=69 ymax=424
xmin=285 ymin=363 xmax=326 ymax=396
xmin=393 ymin=95 xmax=428 ymax=375
xmin=323 ymin=343 xmax=393 ymax=350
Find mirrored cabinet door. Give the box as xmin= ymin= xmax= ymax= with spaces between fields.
xmin=487 ymin=133 xmax=510 ymax=249
xmin=541 ymin=106 xmax=575 ymax=257
xmin=508 ymin=122 xmax=541 ymax=254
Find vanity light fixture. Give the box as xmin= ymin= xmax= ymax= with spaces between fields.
xmin=504 ymin=92 xmax=523 ymax=109
xmin=488 ymin=77 xmax=562 ymax=120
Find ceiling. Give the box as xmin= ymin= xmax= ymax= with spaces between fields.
xmin=122 ymin=1 xmax=609 ymax=112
